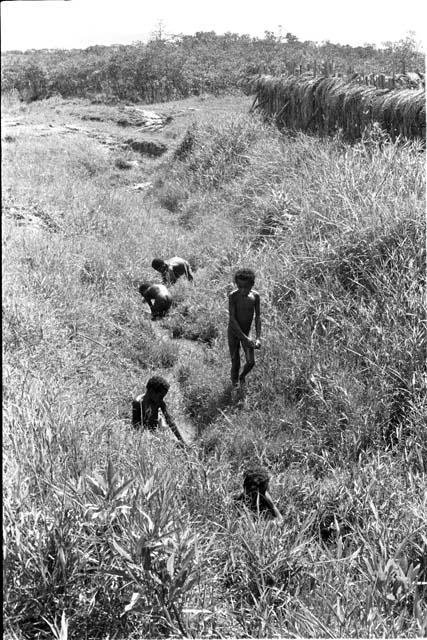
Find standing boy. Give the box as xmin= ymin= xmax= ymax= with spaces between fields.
xmin=132 ymin=375 xmax=185 ymax=444
xmin=228 ymin=268 xmax=261 ymax=389
xmin=152 ymin=257 xmax=194 ymax=285
xmin=139 ymin=281 xmax=172 ymax=319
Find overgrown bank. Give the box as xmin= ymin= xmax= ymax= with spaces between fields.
xmin=2 ymin=95 xmax=426 ymax=638
xmin=157 ymin=115 xmax=425 ymax=459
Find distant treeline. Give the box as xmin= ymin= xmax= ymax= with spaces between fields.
xmin=1 ymin=31 xmax=424 ymax=103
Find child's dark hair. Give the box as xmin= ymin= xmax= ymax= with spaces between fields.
xmin=138 ymin=282 xmax=152 ymax=295
xmin=243 ymin=465 xmax=270 ymax=492
xmin=152 ymin=258 xmax=166 ymax=271
xmin=146 ymin=375 xmax=170 ymax=394
xmin=234 ymin=268 xmax=255 ymax=285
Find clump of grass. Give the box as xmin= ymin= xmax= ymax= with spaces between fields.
xmin=174 ymin=127 xmax=195 ymax=160
xmin=114 ymin=157 xmax=136 ymax=170
xmin=157 ymin=180 xmax=188 ymax=213
xmin=170 ymin=314 xmax=219 ymax=344
xmin=163 ymin=279 xmax=224 ymax=344
xmin=3 ymin=459 xmax=207 ymax=638
xmin=79 ymin=257 xmax=114 ymax=290
xmin=1 ymin=88 xmax=22 ymax=110
xmin=150 ymin=338 xmax=179 ymax=368
xmin=177 ymin=355 xmax=231 ymax=427
xmin=173 ymin=114 xmax=268 ymax=189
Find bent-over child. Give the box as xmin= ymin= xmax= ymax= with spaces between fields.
xmin=132 ymin=375 xmax=185 ymax=444
xmin=152 ymin=256 xmax=194 ymax=285
xmin=228 ymin=268 xmax=261 ymax=388
xmin=139 ymin=281 xmax=172 ymax=319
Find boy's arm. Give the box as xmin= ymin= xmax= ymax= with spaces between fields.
xmin=131 ymin=397 xmax=142 ymax=427
xmin=160 ymin=401 xmax=185 ymax=443
xmin=264 ymin=490 xmax=282 ymax=521
xmin=185 ymin=261 xmax=194 ymax=281
xmin=228 ymin=293 xmax=250 ymax=343
xmin=166 ymin=266 xmax=176 ymax=285
xmin=143 ymin=290 xmax=154 ymax=311
xmin=254 ymin=293 xmax=261 ymax=343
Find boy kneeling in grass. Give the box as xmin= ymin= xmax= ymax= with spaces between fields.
xmin=228 ymin=268 xmax=261 ymax=390
xmin=235 ymin=465 xmax=282 ymax=521
xmin=132 ymin=375 xmax=185 ymax=444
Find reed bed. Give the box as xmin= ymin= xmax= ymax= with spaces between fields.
xmin=251 ymin=75 xmax=426 ymax=141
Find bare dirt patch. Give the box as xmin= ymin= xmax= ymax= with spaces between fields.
xmin=1 ymin=120 xmax=169 ymax=157
xmin=3 ymin=201 xmax=60 ymax=232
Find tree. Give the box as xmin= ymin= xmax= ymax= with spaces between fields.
xmin=383 ymin=32 xmax=423 ymax=73
xmin=285 ymin=32 xmax=299 ymax=44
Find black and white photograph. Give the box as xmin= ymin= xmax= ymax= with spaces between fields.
xmin=2 ymin=0 xmax=426 ymax=637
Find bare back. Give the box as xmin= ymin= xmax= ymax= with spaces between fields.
xmin=146 ymin=283 xmax=171 ymax=301
xmin=166 ymin=257 xmax=193 ymax=282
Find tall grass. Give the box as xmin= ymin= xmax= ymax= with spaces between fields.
xmin=2 ymin=97 xmax=426 ymax=637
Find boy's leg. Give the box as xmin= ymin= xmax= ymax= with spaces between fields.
xmin=169 ymin=268 xmax=178 ymax=284
xmin=152 ymin=298 xmax=171 ymax=318
xmin=228 ymin=332 xmax=241 ymax=386
xmin=131 ymin=399 xmax=142 ymax=428
xmin=239 ymin=343 xmax=255 ymax=383
xmin=151 ymin=299 xmax=160 ymax=318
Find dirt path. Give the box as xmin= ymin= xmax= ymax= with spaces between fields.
xmin=148 ymin=317 xmax=203 ymax=446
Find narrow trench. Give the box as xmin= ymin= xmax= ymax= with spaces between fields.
xmin=148 ymin=319 xmax=202 ymax=444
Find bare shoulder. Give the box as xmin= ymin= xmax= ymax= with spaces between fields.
xmin=252 ymin=289 xmax=261 ymax=300
xmin=146 ymin=283 xmax=163 ymax=296
xmin=157 ymin=284 xmax=171 ymax=296
xmin=228 ymin=288 xmax=239 ymax=300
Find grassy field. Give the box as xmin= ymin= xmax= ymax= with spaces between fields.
xmin=2 ymin=91 xmax=426 ymax=639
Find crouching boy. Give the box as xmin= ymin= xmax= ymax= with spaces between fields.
xmin=139 ymin=281 xmax=172 ymax=319
xmin=235 ymin=465 xmax=282 ymax=521
xmin=132 ymin=375 xmax=185 ymax=444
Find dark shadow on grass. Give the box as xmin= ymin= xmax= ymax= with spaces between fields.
xmin=184 ymin=382 xmax=236 ymax=432
xmin=170 ymin=321 xmax=219 ymax=345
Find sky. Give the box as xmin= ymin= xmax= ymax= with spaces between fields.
xmin=1 ymin=0 xmax=426 ymax=52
